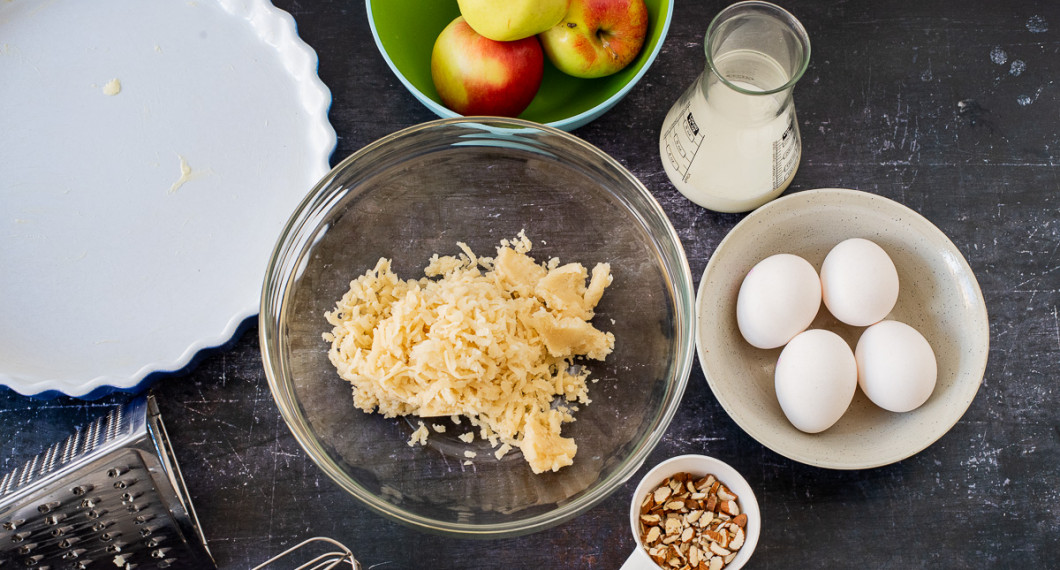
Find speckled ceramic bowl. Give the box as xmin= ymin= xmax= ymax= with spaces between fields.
xmin=696 ymin=188 xmax=989 ymax=469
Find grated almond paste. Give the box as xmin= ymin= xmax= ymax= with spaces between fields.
xmin=323 ymin=233 xmax=614 ymax=474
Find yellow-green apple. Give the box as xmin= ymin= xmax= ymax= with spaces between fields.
xmin=431 ymin=16 xmax=544 ymax=117
xmin=539 ymin=0 xmax=649 ymax=78
xmin=457 ymin=0 xmax=571 ymax=41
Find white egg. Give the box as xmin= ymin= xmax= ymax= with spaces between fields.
xmin=736 ymin=254 xmax=822 ymax=349
xmin=774 ymin=329 xmax=858 ymax=433
xmin=820 ymin=238 xmax=899 ymax=327
xmin=855 ymin=320 xmax=937 ymax=412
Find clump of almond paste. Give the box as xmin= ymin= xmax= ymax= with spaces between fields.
xmin=323 ymin=233 xmax=614 ymax=474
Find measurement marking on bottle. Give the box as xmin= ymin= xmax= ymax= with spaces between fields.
xmin=662 ymin=103 xmax=705 ymax=183
xmin=771 ymin=116 xmax=799 ymax=188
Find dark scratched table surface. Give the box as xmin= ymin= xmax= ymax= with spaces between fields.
xmin=3 ymin=0 xmax=1060 ymax=568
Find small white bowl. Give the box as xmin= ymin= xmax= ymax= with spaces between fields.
xmin=696 ymin=188 xmax=989 ymax=469
xmin=624 ymin=454 xmax=760 ymax=569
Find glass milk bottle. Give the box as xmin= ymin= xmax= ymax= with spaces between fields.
xmin=660 ymin=1 xmax=810 ymax=213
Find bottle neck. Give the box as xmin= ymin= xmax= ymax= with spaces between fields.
xmin=699 ymin=63 xmax=794 ymax=123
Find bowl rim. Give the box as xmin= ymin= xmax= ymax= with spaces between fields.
xmin=260 ymin=117 xmax=697 ymax=536
xmin=364 ymin=0 xmax=675 ymax=132
xmin=695 ymin=188 xmax=990 ymax=470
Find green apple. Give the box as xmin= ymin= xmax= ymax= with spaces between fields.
xmin=539 ymin=0 xmax=649 ymax=78
xmin=457 ymin=0 xmax=571 ymax=41
xmin=431 ymin=16 xmax=544 ymax=117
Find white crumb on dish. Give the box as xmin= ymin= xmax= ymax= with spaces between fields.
xmin=169 ymin=154 xmax=193 ymax=193
xmin=102 ymin=78 xmax=121 ymax=95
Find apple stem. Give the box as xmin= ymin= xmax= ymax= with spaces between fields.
xmin=597 ymin=31 xmax=619 ymax=62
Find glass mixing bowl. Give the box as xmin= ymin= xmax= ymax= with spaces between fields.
xmin=260 ymin=118 xmax=694 ymax=537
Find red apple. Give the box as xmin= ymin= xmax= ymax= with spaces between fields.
xmin=539 ymin=0 xmax=649 ymax=79
xmin=430 ymin=16 xmax=544 ymax=117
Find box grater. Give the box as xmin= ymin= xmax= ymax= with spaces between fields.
xmin=0 ymin=395 xmax=214 ymax=569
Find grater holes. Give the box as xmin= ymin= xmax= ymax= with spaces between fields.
xmin=19 ymin=553 xmax=43 ymax=566
xmin=52 ymin=525 xmax=74 ymax=537
xmin=99 ymin=531 xmax=120 ymax=542
xmin=16 ymin=542 xmax=37 ymax=555
xmin=60 ymin=548 xmax=85 ymax=559
xmin=144 ymin=535 xmax=165 ymax=548
xmin=36 ymin=501 xmax=60 ymax=514
xmin=57 ymin=537 xmax=79 ymax=549
xmin=84 ymin=509 xmax=106 ymax=520
xmin=105 ymin=464 xmax=136 ymax=479
xmin=76 ymin=498 xmax=99 ymax=510
xmin=11 ymin=531 xmax=31 ymax=543
xmin=112 ymin=479 xmax=136 ymax=490
xmin=149 ymin=548 xmax=169 ymax=559
xmin=105 ymin=542 xmax=124 ymax=553
xmin=44 ymin=513 xmax=66 ymax=526
xmin=119 ymin=491 xmax=140 ymax=503
xmin=157 ymin=559 xmax=177 ymax=569
xmin=69 ymin=485 xmax=92 ymax=497
xmin=3 ymin=519 xmax=25 ymax=530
